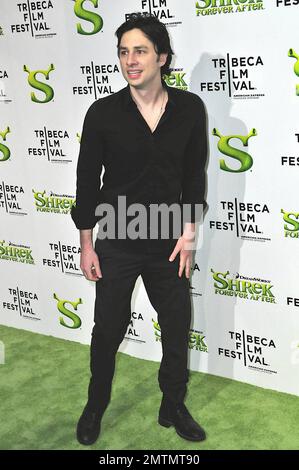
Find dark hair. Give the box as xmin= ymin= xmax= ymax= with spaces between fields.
xmin=115 ymin=12 xmax=174 ymax=77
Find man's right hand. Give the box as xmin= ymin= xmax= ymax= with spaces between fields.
xmin=80 ymin=246 xmax=102 ymax=281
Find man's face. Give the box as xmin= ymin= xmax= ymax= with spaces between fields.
xmin=118 ymin=28 xmax=167 ymax=88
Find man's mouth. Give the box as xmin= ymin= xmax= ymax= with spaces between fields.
xmin=127 ymin=70 xmax=142 ymax=78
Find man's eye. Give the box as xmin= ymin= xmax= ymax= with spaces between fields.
xmin=120 ymin=50 xmax=145 ymax=56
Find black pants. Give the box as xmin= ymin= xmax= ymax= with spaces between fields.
xmin=87 ymin=238 xmax=192 ymax=413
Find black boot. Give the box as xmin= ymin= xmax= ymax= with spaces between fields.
xmin=76 ymin=404 xmax=104 ymax=446
xmin=158 ymin=396 xmax=206 ymax=442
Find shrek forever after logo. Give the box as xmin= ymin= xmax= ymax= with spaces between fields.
xmin=33 ymin=190 xmax=75 ymax=214
xmin=211 ymin=269 xmax=276 ymax=304
xmin=152 ymin=320 xmax=208 ymax=353
xmin=0 ymin=240 xmax=34 ymax=265
xmin=163 ymin=69 xmax=188 ymax=90
xmin=281 ymin=209 xmax=299 ymax=239
xmin=196 ymin=0 xmax=265 ymax=16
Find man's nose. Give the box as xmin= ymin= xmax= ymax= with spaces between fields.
xmin=126 ymin=52 xmax=138 ymax=66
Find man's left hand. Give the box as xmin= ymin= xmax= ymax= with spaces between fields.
xmin=169 ymin=235 xmax=194 ymax=278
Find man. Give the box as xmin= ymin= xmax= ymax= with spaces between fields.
xmin=71 ymin=13 xmax=208 ymax=446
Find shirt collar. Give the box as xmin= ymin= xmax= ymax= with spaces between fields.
xmin=122 ymin=79 xmax=176 ymax=110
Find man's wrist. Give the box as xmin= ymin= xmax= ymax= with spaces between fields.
xmin=79 ymin=229 xmax=94 ymax=251
xmin=183 ymin=222 xmax=196 ymax=240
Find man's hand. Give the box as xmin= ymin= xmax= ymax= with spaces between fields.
xmin=168 ymin=223 xmax=196 ymax=278
xmin=169 ymin=236 xmax=193 ymax=278
xmin=80 ymin=246 xmax=102 ymax=281
xmin=79 ymin=229 xmax=102 ymax=281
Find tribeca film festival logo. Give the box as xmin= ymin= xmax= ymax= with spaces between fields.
xmin=24 ymin=64 xmax=55 ymax=103
xmin=0 ymin=240 xmax=34 ymax=265
xmin=190 ymin=262 xmax=201 ymax=297
xmin=43 ymin=241 xmax=82 ymax=276
xmin=287 ymin=296 xmax=299 ymax=308
xmin=219 ymin=330 xmax=277 ymax=375
xmin=124 ymin=312 xmax=145 ymax=343
xmin=286 ymin=297 xmax=299 ymax=365
xmin=195 ymin=0 xmax=264 ymax=16
xmin=10 ymin=1 xmax=57 ymax=39
xmin=288 ymin=48 xmax=299 ymax=96
xmin=152 ymin=320 xmax=208 ymax=353
xmin=27 ymin=128 xmax=71 ymax=163
xmin=281 ymin=133 xmax=299 ymax=167
xmin=0 ymin=127 xmax=11 ymax=161
xmin=276 ymin=1 xmax=299 ymax=8
xmin=212 ymin=128 xmax=256 ymax=172
xmin=200 ymin=55 xmax=264 ymax=100
xmin=125 ymin=1 xmax=182 ymax=28
xmin=163 ymin=68 xmax=188 ymax=91
xmin=210 ymin=200 xmax=271 ymax=243
xmin=281 ymin=209 xmax=299 ymax=239
xmin=211 ymin=270 xmax=276 ymax=304
xmin=0 ymin=69 xmax=12 ymax=103
xmin=54 ymin=293 xmax=82 ymax=329
xmin=0 ymin=181 xmax=27 ymax=216
xmin=73 ymin=63 xmax=119 ymax=99
xmin=33 ymin=190 xmax=75 ymax=215
xmin=2 ymin=287 xmax=40 ymax=321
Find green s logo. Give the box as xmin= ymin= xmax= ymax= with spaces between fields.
xmin=212 ymin=128 xmax=256 ymax=173
xmin=288 ymin=48 xmax=299 ymax=96
xmin=281 ymin=209 xmax=299 ymax=232
xmin=54 ymin=293 xmax=82 ymax=329
xmin=0 ymin=126 xmax=11 ymax=162
xmin=152 ymin=319 xmax=161 ymax=341
xmin=74 ymin=0 xmax=103 ymax=35
xmin=24 ymin=64 xmax=55 ymax=103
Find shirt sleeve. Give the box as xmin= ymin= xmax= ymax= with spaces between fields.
xmin=71 ymin=101 xmax=103 ymax=230
xmin=181 ymin=96 xmax=207 ymax=223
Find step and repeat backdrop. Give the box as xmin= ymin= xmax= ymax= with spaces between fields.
xmin=1 ymin=0 xmax=299 ymax=396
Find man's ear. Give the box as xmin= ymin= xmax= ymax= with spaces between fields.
xmin=158 ymin=52 xmax=168 ymax=68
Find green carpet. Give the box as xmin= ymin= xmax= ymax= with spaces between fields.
xmin=0 ymin=324 xmax=298 ymax=450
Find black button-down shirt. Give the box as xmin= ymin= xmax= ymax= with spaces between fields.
xmin=71 ymin=80 xmax=207 ymax=253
